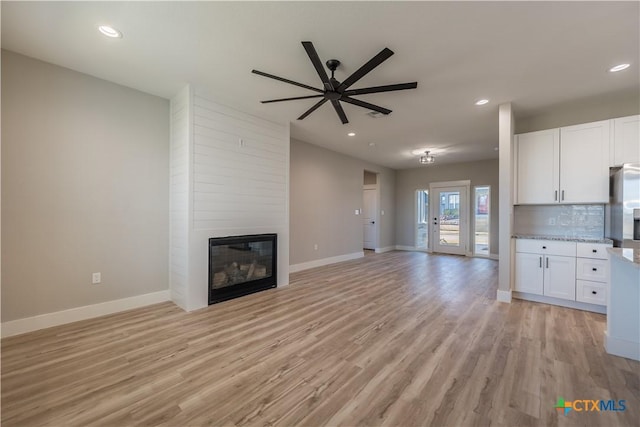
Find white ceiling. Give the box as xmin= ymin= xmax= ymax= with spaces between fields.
xmin=2 ymin=1 xmax=638 ymax=169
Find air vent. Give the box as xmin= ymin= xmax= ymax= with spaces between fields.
xmin=366 ymin=111 xmax=386 ymax=119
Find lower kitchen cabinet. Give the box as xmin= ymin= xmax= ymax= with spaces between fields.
xmin=514 ymin=239 xmax=611 ymax=311
xmin=514 ymin=252 xmax=576 ymax=300
xmin=543 ymin=255 xmax=576 ymax=300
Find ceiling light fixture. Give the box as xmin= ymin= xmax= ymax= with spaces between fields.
xmin=475 ymin=99 xmax=490 ymax=106
xmin=419 ymin=151 xmax=435 ymax=164
xmin=609 ymin=63 xmax=630 ymax=72
xmin=98 ymin=25 xmax=122 ymax=38
xmin=348 ymin=132 xmax=356 ymax=136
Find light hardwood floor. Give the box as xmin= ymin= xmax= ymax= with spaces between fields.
xmin=2 ymin=251 xmax=638 ymax=426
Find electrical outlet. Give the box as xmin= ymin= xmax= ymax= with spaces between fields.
xmin=381 ymin=210 xmax=385 ymax=216
xmin=314 ymin=244 xmax=318 ymax=250
xmin=92 ymin=272 xmax=101 ymax=284
xmin=238 ymin=138 xmax=244 ymax=147
xmin=355 ymin=209 xmax=360 ymax=215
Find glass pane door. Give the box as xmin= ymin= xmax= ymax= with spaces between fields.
xmin=432 ymin=185 xmax=468 ymax=255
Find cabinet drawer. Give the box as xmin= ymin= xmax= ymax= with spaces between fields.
xmin=516 ymin=239 xmax=576 ymax=256
xmin=576 ymin=242 xmax=611 ymax=260
xmin=576 ymin=280 xmax=607 ymax=306
xmin=576 ymin=258 xmax=608 ymax=282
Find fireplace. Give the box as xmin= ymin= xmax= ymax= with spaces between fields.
xmin=208 ymin=234 xmax=277 ymax=304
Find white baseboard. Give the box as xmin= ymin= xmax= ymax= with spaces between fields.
xmin=513 ymin=291 xmax=606 ymax=314
xmin=289 ymin=251 xmax=364 ymax=273
xmin=496 ymin=289 xmax=512 ymax=303
xmin=605 ymin=332 xmax=640 ymax=361
xmin=375 ymin=246 xmax=395 ymax=254
xmin=1 ymin=290 xmax=170 ymax=338
xmin=490 ymin=253 xmax=499 ymax=260
xmin=395 ymin=245 xmax=417 ymax=251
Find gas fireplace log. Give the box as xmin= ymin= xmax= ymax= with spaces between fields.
xmin=213 ymin=272 xmax=228 ymax=287
xmin=247 ymin=261 xmax=257 ymax=280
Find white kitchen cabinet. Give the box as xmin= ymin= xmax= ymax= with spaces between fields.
xmin=515 ymin=120 xmax=610 ymax=204
xmin=515 ymin=129 xmax=560 ymax=204
xmin=514 ymin=239 xmax=576 ymax=301
xmin=543 ymin=255 xmax=577 ymax=300
xmin=610 ymin=115 xmax=640 ymax=166
xmin=514 ymin=252 xmax=544 ymax=294
xmin=575 ymin=242 xmax=611 ymax=306
xmin=559 ymin=120 xmax=610 ymax=203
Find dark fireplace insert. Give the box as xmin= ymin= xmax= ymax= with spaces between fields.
xmin=208 ymin=234 xmax=277 ymax=304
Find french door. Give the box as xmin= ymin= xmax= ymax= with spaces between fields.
xmin=430 ymin=184 xmax=469 ymax=255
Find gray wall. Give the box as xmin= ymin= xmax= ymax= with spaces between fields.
xmin=395 ymin=159 xmax=499 ymax=255
xmin=1 ymin=50 xmax=170 ymax=322
xmin=516 ymin=89 xmax=640 ymax=133
xmin=290 ymin=139 xmax=395 ymax=265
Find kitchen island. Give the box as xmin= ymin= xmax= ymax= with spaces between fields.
xmin=606 ymin=248 xmax=640 ymax=361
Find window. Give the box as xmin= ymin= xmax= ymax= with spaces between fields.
xmin=416 ymin=190 xmax=429 ymax=248
xmin=474 ymin=186 xmax=490 ymax=256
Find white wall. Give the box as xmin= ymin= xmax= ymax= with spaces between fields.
xmin=1 ymin=50 xmax=170 ymax=322
xmin=170 ymin=87 xmax=290 ymax=311
xmin=290 ymin=139 xmax=396 ymax=267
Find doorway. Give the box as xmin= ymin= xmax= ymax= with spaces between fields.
xmin=430 ymin=181 xmax=469 ymax=255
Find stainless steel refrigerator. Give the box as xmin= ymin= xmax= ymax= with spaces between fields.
xmin=609 ymin=163 xmax=640 ymax=248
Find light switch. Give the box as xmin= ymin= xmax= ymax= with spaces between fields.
xmin=355 ymin=209 xmax=360 ymax=215
xmin=381 ymin=210 xmax=385 ymax=215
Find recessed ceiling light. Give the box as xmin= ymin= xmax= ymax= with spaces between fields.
xmin=475 ymin=99 xmax=490 ymax=106
xmin=609 ymin=63 xmax=630 ymax=73
xmin=348 ymin=132 xmax=356 ymax=136
xmin=98 ymin=25 xmax=122 ymax=38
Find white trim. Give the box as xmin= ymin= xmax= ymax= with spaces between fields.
xmin=429 ymin=179 xmax=471 ymax=188
xmin=497 ymin=289 xmax=512 ymax=303
xmin=513 ymin=291 xmax=606 ymax=314
xmin=289 ymin=251 xmax=364 ymax=273
xmin=375 ymin=246 xmax=395 ymax=254
xmin=490 ymin=253 xmax=499 ymax=260
xmin=395 ymin=245 xmax=416 ymax=251
xmin=1 ymin=290 xmax=171 ymax=338
xmin=605 ymin=332 xmax=640 ymax=361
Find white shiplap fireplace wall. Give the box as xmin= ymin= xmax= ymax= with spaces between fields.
xmin=170 ymin=86 xmax=290 ymax=311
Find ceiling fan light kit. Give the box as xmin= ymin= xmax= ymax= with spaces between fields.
xmin=252 ymin=41 xmax=418 ymax=124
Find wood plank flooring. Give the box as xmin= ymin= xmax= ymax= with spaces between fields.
xmin=2 ymin=251 xmax=639 ymax=426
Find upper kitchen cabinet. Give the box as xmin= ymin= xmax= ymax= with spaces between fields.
xmin=515 ymin=120 xmax=610 ymax=204
xmin=515 ymin=129 xmax=560 ymax=204
xmin=559 ymin=120 xmax=610 ymax=203
xmin=610 ymin=115 xmax=640 ymax=166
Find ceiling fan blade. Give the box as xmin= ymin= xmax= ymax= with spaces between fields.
xmin=298 ymin=98 xmax=328 ymax=120
xmin=331 ymin=100 xmax=349 ymax=124
xmin=252 ymin=69 xmax=323 ymax=93
xmin=337 ymin=48 xmax=394 ymax=92
xmin=344 ymin=82 xmax=417 ymax=96
xmin=261 ymin=94 xmax=324 ymax=104
xmin=341 ymin=96 xmax=391 ymax=115
xmin=301 ymin=41 xmax=333 ymax=91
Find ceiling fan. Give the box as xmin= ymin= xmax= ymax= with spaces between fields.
xmin=252 ymin=41 xmax=418 ymax=124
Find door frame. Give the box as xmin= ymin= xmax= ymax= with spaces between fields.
xmin=429 ymin=180 xmax=471 ymax=256
xmin=363 ymin=184 xmax=379 ymax=250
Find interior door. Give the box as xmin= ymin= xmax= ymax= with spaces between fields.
xmin=431 ymin=186 xmax=468 ymax=255
xmin=363 ymin=188 xmax=377 ymax=250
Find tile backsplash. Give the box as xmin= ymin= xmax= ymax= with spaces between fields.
xmin=513 ymin=205 xmax=604 ymax=239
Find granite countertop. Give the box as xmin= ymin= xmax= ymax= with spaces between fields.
xmin=607 ymin=248 xmax=640 ymax=267
xmin=512 ymin=234 xmax=614 ymax=244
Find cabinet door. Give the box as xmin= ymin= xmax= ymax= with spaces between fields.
xmin=515 ymin=252 xmax=544 ymax=295
xmin=559 ymin=121 xmax=610 ymax=203
xmin=543 ymin=255 xmax=576 ymax=301
xmin=612 ymin=115 xmax=640 ymax=166
xmin=515 ymin=129 xmax=560 ymax=204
